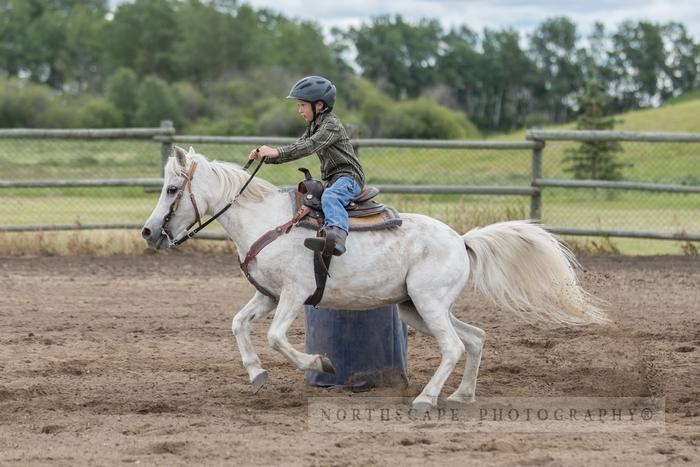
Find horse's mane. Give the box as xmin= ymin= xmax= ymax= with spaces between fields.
xmin=165 ymin=152 xmax=278 ymax=203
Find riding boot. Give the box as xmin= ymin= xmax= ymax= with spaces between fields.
xmin=304 ymin=226 xmax=348 ymax=256
xmin=327 ymin=226 xmax=347 ymax=256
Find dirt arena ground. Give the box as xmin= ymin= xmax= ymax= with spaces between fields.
xmin=0 ymin=253 xmax=698 ymax=466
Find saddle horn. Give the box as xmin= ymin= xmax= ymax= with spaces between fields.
xmin=298 ymin=167 xmax=313 ymax=181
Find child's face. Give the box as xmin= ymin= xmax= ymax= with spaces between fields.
xmin=296 ymin=100 xmax=324 ymax=122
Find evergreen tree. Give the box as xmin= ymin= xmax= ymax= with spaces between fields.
xmin=563 ymin=80 xmax=628 ymax=198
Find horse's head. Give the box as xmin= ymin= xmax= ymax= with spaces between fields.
xmin=142 ymin=146 xmax=211 ymax=249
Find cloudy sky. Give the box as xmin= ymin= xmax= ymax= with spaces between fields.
xmin=238 ymin=0 xmax=700 ymax=39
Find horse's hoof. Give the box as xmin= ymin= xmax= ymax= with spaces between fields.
xmin=412 ymin=401 xmax=433 ymax=414
xmin=251 ymin=371 xmax=268 ymax=394
xmin=320 ymin=356 xmax=336 ymax=374
xmin=446 ymin=393 xmax=475 ymax=405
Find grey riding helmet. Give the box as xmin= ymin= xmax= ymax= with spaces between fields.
xmin=287 ymin=76 xmax=336 ymax=113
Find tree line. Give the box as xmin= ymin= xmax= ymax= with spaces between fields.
xmin=1 ymin=0 xmax=698 ymax=136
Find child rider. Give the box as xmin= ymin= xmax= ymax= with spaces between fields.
xmin=249 ymin=76 xmax=365 ymax=256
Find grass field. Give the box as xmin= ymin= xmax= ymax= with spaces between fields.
xmin=1 ymin=99 xmax=699 ymax=256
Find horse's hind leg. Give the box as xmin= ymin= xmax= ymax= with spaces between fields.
xmin=399 ymin=302 xmax=485 ymax=404
xmin=398 ymin=301 xmax=433 ymax=335
xmin=405 ymin=296 xmax=465 ymax=412
xmin=446 ymin=315 xmax=485 ymax=404
xmin=232 ymin=292 xmax=277 ymax=393
xmin=266 ymin=288 xmax=336 ymax=374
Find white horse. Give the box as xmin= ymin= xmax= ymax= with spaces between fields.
xmin=142 ymin=146 xmax=607 ymax=412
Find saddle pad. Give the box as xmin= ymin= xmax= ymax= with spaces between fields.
xmin=287 ymin=190 xmax=402 ymax=232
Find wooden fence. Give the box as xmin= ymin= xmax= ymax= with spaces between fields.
xmin=0 ymin=122 xmax=698 ymax=242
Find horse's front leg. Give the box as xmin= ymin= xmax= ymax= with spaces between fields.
xmin=232 ymin=292 xmax=277 ymax=393
xmin=267 ymin=288 xmax=336 ymax=374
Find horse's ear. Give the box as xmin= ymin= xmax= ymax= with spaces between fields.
xmin=173 ymin=146 xmax=187 ymax=167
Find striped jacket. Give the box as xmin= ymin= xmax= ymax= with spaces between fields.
xmin=268 ymin=112 xmax=365 ymax=187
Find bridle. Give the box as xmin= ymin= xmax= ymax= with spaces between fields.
xmin=160 ymin=160 xmax=202 ymax=245
xmin=160 ymin=155 xmax=266 ymax=247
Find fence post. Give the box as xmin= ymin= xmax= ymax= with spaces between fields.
xmin=159 ymin=120 xmax=174 ymax=177
xmin=530 ymin=139 xmax=544 ymax=220
xmin=347 ymin=123 xmax=360 ymax=157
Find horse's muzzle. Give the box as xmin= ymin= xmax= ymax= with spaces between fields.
xmin=141 ymin=226 xmax=168 ymax=250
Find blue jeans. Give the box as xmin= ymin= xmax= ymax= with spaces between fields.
xmin=322 ymin=177 xmax=362 ymax=232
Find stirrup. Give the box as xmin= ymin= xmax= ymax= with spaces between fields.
xmin=304 ymin=229 xmax=346 ymax=256
xmin=304 ymin=237 xmax=326 ymax=252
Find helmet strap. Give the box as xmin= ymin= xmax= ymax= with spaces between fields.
xmin=308 ymin=101 xmax=329 ymax=135
xmin=313 ymin=100 xmax=331 ymax=120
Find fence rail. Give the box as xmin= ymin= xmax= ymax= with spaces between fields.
xmin=527 ymin=129 xmax=700 ymax=142
xmin=0 ymin=127 xmax=174 ymax=139
xmin=1 ymin=123 xmax=698 ymax=245
xmin=0 ymin=179 xmax=164 ymax=189
xmin=548 ymin=227 xmax=700 ymax=242
xmin=376 ymin=185 xmax=537 ymax=195
xmin=160 ymin=134 xmax=539 ymax=150
xmin=533 ymin=178 xmax=700 ymax=194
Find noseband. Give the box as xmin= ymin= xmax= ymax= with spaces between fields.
xmin=160 ymin=161 xmax=202 ymax=244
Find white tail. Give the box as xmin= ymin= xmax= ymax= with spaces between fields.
xmin=463 ymin=220 xmax=608 ymax=325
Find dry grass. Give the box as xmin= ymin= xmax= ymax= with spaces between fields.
xmin=563 ymin=236 xmax=622 ymax=256
xmin=681 ymin=240 xmax=699 ymax=256
xmin=0 ymin=230 xmax=235 ymax=257
xmin=382 ymin=194 xmax=528 ymax=233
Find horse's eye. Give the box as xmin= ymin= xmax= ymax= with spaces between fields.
xmin=166 ymin=186 xmax=178 ymax=195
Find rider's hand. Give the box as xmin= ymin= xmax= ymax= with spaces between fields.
xmin=249 ymin=145 xmax=279 ymax=160
xmin=248 ymin=147 xmax=260 ymax=160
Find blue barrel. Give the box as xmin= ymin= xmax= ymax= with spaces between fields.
xmin=304 ymin=304 xmax=409 ymax=388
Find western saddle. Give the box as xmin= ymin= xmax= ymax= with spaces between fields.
xmin=293 ymin=168 xmax=402 ymax=231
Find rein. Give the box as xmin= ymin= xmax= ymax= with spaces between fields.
xmin=162 ymin=155 xmax=266 ymax=247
